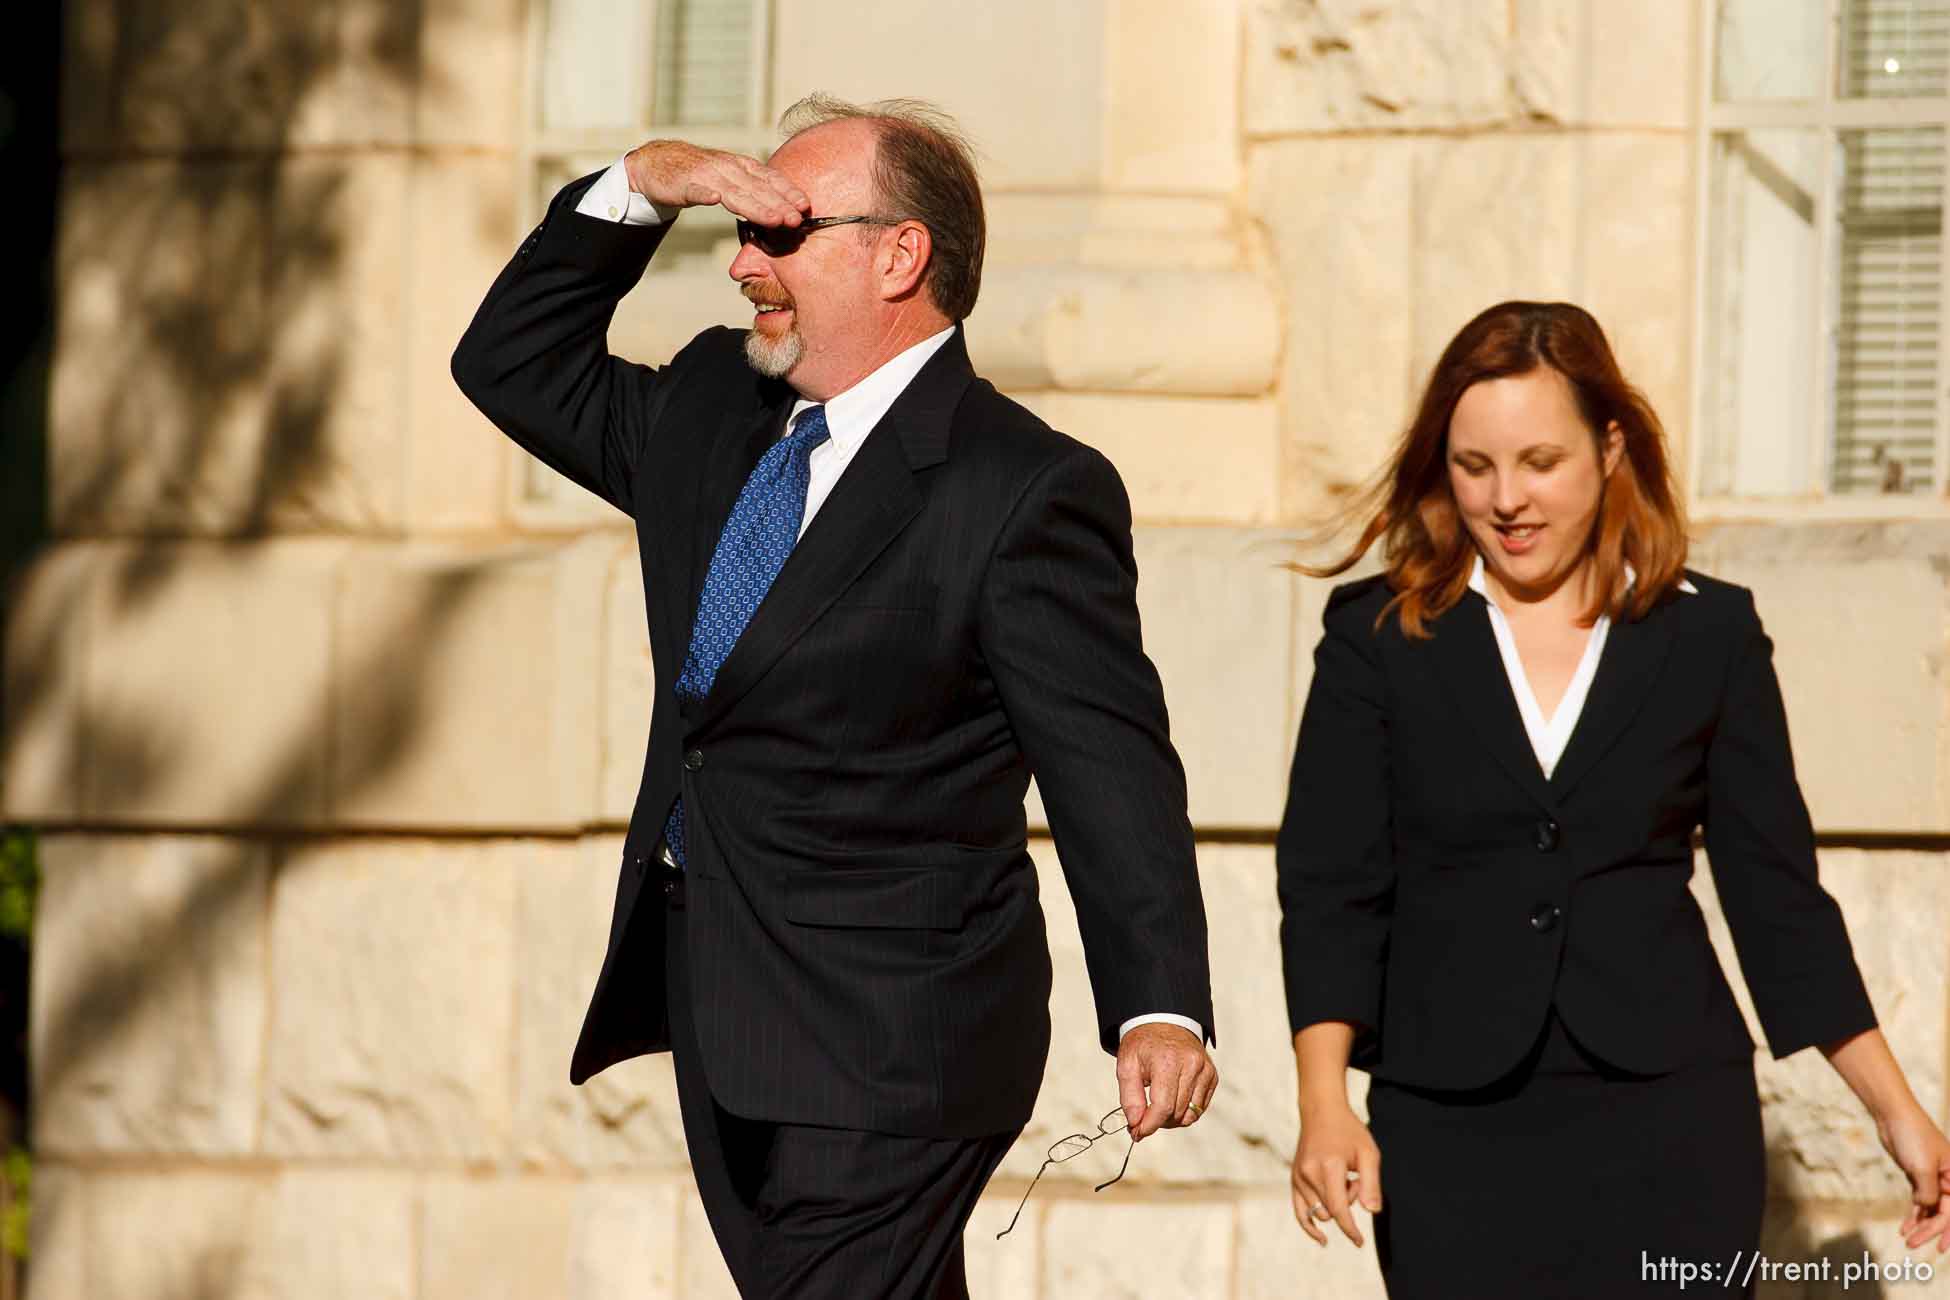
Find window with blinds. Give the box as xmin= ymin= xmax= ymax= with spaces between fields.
xmin=518 ymin=0 xmax=775 ymax=525
xmin=653 ymin=0 xmax=760 ymax=127
xmin=1841 ymin=0 xmax=1950 ymax=98
xmin=1834 ymin=128 xmax=1943 ymax=493
xmin=1701 ymin=0 xmax=1950 ymax=501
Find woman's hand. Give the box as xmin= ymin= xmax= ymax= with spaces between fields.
xmin=1291 ymin=1100 xmax=1382 ymax=1247
xmin=1820 ymin=1028 xmax=1950 ymax=1253
xmin=1878 ymin=1103 xmax=1950 ymax=1252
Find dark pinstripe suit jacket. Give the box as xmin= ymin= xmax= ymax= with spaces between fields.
xmin=452 ymin=173 xmax=1216 ymax=1138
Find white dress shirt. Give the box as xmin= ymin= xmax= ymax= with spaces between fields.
xmin=1470 ymin=556 xmax=1697 ymax=779
xmin=579 ymin=157 xmax=1202 ymax=1046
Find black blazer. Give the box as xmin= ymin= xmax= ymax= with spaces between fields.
xmin=1277 ymin=572 xmax=1875 ymax=1089
xmin=451 ymin=174 xmax=1215 ymax=1138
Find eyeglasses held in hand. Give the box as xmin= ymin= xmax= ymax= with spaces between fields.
xmin=735 ymin=215 xmax=901 ymax=258
xmin=995 ymin=1107 xmax=1134 ymax=1240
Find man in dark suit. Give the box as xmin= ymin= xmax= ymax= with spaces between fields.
xmin=452 ymin=94 xmax=1217 ymax=1296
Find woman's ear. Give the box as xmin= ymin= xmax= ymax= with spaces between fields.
xmin=1601 ymin=421 xmax=1625 ymax=478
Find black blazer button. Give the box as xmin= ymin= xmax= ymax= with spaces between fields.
xmin=1529 ymin=903 xmax=1562 ymax=933
xmin=684 ymin=748 xmax=705 ymax=772
xmin=1534 ymin=819 xmax=1561 ymax=852
xmin=631 ymin=854 xmax=646 ymax=876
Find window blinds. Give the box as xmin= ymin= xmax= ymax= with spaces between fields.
xmin=653 ymin=0 xmax=760 ymax=128
xmin=1833 ymin=126 xmax=1943 ymax=494
xmin=1841 ymin=0 xmax=1950 ymax=99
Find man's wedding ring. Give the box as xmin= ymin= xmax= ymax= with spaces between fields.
xmin=1186 ymin=1102 xmax=1203 ymax=1118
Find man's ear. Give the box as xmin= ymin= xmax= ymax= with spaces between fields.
xmin=880 ymin=221 xmax=932 ymax=301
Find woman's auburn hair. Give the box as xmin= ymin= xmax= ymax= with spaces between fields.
xmin=1306 ymin=300 xmax=1690 ymax=638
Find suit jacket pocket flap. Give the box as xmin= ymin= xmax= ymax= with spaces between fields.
xmin=785 ymin=866 xmax=965 ymax=930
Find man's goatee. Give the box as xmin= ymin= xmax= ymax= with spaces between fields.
xmin=744 ymin=327 xmax=803 ymax=378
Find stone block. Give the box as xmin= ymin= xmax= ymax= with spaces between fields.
xmin=52 ymin=157 xmax=410 ymax=536
xmin=965 ymin=1192 xmax=1044 ymax=1295
xmin=1696 ymin=849 xmax=1950 ymax=1204
xmin=1106 ymin=0 xmax=1241 ymax=195
xmin=1 ymin=543 xmax=95 ymax=819
xmin=514 ymin=835 xmax=689 ymax=1171
xmin=1014 ymin=395 xmax=1282 ymax=525
xmin=1247 ymin=137 xmax=1416 ymax=518
xmin=83 ymin=1171 xmax=274 ymax=1300
xmin=263 ymin=839 xmax=519 ymax=1161
xmin=418 ymin=0 xmax=525 ymax=148
xmin=420 ymin=1176 xmax=576 ymax=1300
xmin=58 ymin=0 xmax=117 ymax=153
xmin=601 ymin=552 xmax=657 ymax=824
xmin=987 ymin=195 xmax=1243 ymax=272
xmin=331 ymin=536 xmax=615 ymax=829
xmin=1579 ymin=133 xmax=1694 ymax=459
xmin=1245 ymin=0 xmax=1562 ymax=134
xmin=238 ymin=1171 xmax=416 ymax=1300
xmin=566 ymin=1178 xmax=684 ymax=1299
xmin=27 ymin=1165 xmax=85 ymax=1300
xmin=1237 ymin=1192 xmax=1387 ymax=1299
xmin=1409 ymin=134 xmax=1579 ymax=384
xmin=971 ymin=267 xmax=1280 ymax=398
xmin=403 ymin=157 xmax=519 ymax=533
xmin=1040 ymin=1199 xmax=1235 ymax=1296
xmin=53 ymin=159 xmax=271 ymax=535
xmin=1696 ymin=525 xmax=1949 ymax=833
xmin=263 ymin=155 xmax=412 ymax=527
xmin=1025 ymin=527 xmax=1298 ymax=834
xmin=1136 ymin=529 xmax=1299 ymax=830
xmin=1583 ymin=0 xmax=1694 ymax=130
xmin=679 ymin=1188 xmax=743 ymax=1299
xmin=770 ymin=0 xmax=1104 ymax=191
xmin=32 ymin=835 xmax=268 ymax=1157
xmin=1015 ymin=842 xmax=1297 ymax=1189
xmin=60 ymin=0 xmax=416 ymax=155
xmin=80 ymin=542 xmax=341 ymax=825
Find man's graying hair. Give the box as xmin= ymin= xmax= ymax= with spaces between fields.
xmin=778 ymin=93 xmax=986 ymax=322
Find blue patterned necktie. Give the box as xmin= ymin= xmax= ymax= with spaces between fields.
xmin=661 ymin=404 xmax=831 ymax=867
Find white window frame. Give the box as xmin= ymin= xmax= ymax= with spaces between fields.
xmin=510 ymin=0 xmax=776 ymax=530
xmin=1691 ymin=0 xmax=1950 ymax=516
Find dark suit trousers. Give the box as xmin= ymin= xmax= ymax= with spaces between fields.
xmin=663 ymin=875 xmax=1019 ymax=1298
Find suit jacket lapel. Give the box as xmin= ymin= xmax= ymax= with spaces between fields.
xmin=689 ymin=330 xmax=971 ymax=735
xmin=1425 ymin=594 xmax=1559 ymax=814
xmin=1548 ymin=596 xmax=1679 ymax=801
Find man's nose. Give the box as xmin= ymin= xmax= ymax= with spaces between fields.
xmin=728 ymin=238 xmax=768 ymax=283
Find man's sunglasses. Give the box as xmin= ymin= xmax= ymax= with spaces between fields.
xmin=735 ymin=215 xmax=901 ymax=258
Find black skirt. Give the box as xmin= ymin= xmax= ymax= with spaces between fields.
xmin=1367 ymin=1008 xmax=1764 ymax=1299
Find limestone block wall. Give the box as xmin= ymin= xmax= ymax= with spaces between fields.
xmin=7 ymin=0 xmax=1950 ymax=1298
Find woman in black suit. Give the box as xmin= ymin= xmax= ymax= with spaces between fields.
xmin=1279 ymin=301 xmax=1950 ymax=1297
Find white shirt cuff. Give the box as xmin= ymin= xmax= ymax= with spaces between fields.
xmin=573 ymin=155 xmax=675 ymax=226
xmin=1118 ymin=1013 xmax=1205 ymax=1042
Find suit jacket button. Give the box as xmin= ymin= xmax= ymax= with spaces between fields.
xmin=684 ymin=748 xmax=705 ymax=772
xmin=1534 ymin=819 xmax=1561 ymax=852
xmin=1529 ymin=903 xmax=1562 ymax=933
xmin=631 ymin=854 xmax=646 ymax=876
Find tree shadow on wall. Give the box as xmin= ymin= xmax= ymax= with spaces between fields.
xmin=1 ymin=2 xmax=549 ymax=1295
xmin=1758 ymin=1133 xmax=1923 ymax=1300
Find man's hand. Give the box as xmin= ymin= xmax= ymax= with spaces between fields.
xmin=623 ymin=140 xmax=810 ymax=227
xmin=1115 ymin=1024 xmax=1218 ymax=1140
